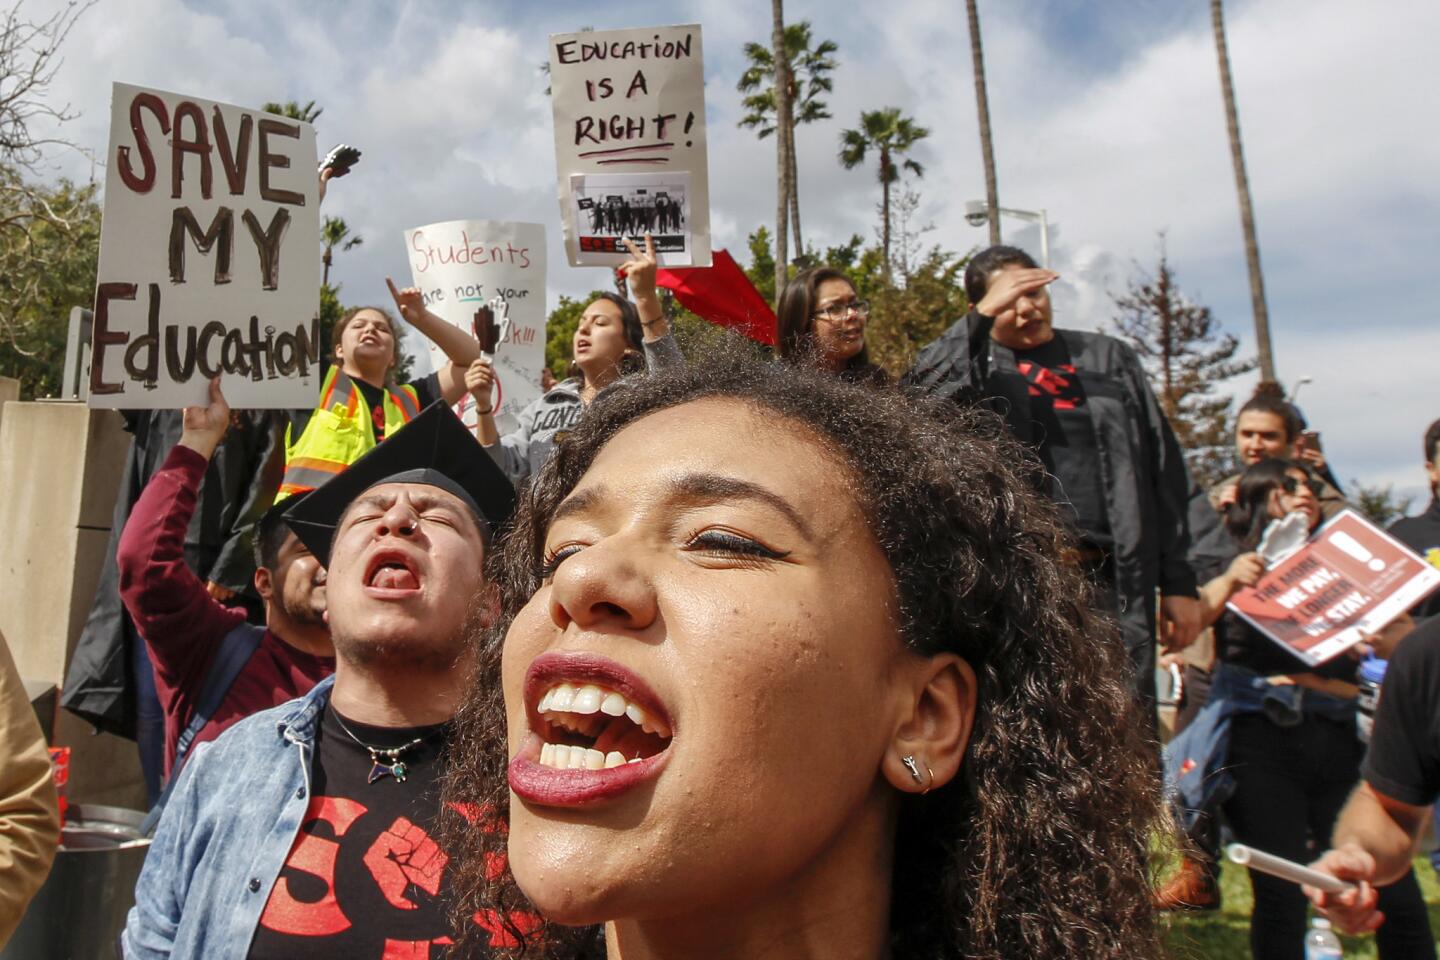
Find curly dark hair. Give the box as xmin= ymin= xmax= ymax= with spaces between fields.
xmin=441 ymin=344 xmax=1164 ymax=959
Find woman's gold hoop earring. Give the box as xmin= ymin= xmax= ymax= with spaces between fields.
xmin=902 ymin=755 xmax=934 ymax=795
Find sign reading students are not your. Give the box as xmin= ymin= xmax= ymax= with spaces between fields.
xmin=89 ymin=83 xmax=321 ymax=409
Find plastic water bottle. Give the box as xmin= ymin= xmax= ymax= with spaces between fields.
xmin=1304 ymin=917 xmax=1342 ymax=959
xmin=1356 ymin=656 xmax=1388 ymax=743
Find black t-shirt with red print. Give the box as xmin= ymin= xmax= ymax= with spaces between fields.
xmin=995 ymin=338 xmax=1112 ymax=547
xmin=247 ymin=704 xmax=522 ymax=959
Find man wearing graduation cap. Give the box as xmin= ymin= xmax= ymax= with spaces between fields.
xmin=124 ymin=400 xmax=517 ymax=960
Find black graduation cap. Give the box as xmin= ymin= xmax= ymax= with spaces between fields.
xmin=283 ymin=401 xmax=516 ymax=567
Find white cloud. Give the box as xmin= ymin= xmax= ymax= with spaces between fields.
xmin=20 ymin=0 xmax=1439 ymax=502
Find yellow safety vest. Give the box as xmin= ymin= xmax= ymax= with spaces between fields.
xmin=276 ymin=366 xmax=421 ymax=501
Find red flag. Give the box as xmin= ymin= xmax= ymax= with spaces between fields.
xmin=654 ymin=250 xmax=777 ymax=346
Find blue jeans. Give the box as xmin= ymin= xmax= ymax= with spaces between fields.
xmin=130 ymin=634 xmax=164 ymax=805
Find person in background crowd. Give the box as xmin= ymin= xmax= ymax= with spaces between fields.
xmin=276 ymin=278 xmax=481 ymax=501
xmin=1188 ymin=458 xmax=1431 ymax=959
xmin=540 ymin=366 xmax=557 ymax=392
xmin=0 ymin=629 xmax=59 ymax=946
xmin=904 ymin=244 xmax=1201 ymax=725
xmin=443 ymin=349 xmax=1166 ymax=959
xmin=123 ymin=403 xmax=517 ymax=959
xmin=63 ymin=406 xmax=279 ymax=804
xmin=1388 ymin=417 xmax=1440 ymax=621
xmin=467 ymin=234 xmax=680 ymax=488
xmin=774 ymin=265 xmax=890 ymax=385
xmin=1305 ymin=615 xmax=1440 ymax=939
xmin=116 ymin=379 xmax=333 ymax=790
xmin=1210 ymin=390 xmax=1346 ymax=518
xmin=67 ymin=155 xmax=355 ymax=802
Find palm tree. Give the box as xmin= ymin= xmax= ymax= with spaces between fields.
xmin=838 ymin=108 xmax=929 ymax=280
xmin=1210 ymin=0 xmax=1275 ymax=383
xmin=965 ymin=0 xmax=1000 ymax=246
xmin=769 ymin=0 xmax=795 ymax=297
xmin=321 ymin=216 xmax=361 ymax=287
xmin=262 ymin=100 xmax=323 ymax=124
xmin=737 ymin=22 xmax=838 ymax=259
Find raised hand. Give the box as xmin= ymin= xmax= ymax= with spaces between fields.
xmin=975 ymin=267 xmax=1058 ymax=318
xmin=465 ymin=359 xmax=496 ymax=413
xmin=385 ymin=277 xmax=425 ymax=326
xmin=179 ymin=377 xmax=231 ymax=459
xmin=620 ymin=233 xmax=659 ymax=303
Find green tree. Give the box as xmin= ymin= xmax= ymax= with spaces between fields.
xmin=736 ymin=22 xmax=837 ymax=259
xmin=321 ymin=216 xmax=362 ymax=288
xmin=1110 ymin=239 xmax=1257 ymax=488
xmin=838 ymin=108 xmax=928 ymax=280
xmin=262 ymin=99 xmax=322 ymax=123
xmin=1347 ymin=482 xmax=1414 ymax=527
xmin=0 ymin=176 xmax=100 ymax=398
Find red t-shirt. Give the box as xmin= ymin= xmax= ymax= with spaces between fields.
xmin=116 ymin=444 xmax=334 ymax=775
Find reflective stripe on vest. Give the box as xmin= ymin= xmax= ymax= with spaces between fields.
xmin=277 ymin=367 xmax=423 ymax=500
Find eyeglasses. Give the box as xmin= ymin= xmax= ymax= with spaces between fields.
xmin=1282 ymin=475 xmax=1323 ymax=496
xmin=813 ymin=299 xmax=871 ymax=323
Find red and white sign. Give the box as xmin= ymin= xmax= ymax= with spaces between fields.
xmin=1227 ymin=509 xmax=1440 ymax=666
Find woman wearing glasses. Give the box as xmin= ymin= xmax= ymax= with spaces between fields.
xmin=774 ymin=267 xmax=890 ymax=385
xmin=1184 ymin=458 xmax=1432 ymax=958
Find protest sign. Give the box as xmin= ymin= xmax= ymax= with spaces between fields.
xmin=1227 ymin=509 xmax=1440 ymax=666
xmin=404 ymin=220 xmax=546 ymax=433
xmin=90 ymin=83 xmax=320 ymax=408
xmin=548 ymin=24 xmax=711 ymax=269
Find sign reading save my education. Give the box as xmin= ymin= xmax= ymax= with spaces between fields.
xmin=1227 ymin=509 xmax=1440 ymax=666
xmin=89 ymin=83 xmax=321 ymax=408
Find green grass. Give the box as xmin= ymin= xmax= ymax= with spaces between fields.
xmin=1161 ymin=857 xmax=1440 ymax=958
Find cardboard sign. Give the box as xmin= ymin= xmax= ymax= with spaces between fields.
xmin=89 ymin=83 xmax=320 ymax=408
xmin=404 ymin=220 xmax=546 ymax=433
xmin=548 ymin=24 xmax=711 ymax=268
xmin=1227 ymin=509 xmax=1440 ymax=666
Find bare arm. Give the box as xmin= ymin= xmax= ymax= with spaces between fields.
xmin=386 ymin=277 xmax=480 ymax=405
xmin=1305 ymin=783 xmax=1430 ymax=933
xmin=621 ymin=234 xmax=669 ymax=342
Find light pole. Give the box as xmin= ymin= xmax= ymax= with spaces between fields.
xmin=964 ymin=200 xmax=1050 ymax=268
xmin=1288 ymin=376 xmax=1312 ymax=405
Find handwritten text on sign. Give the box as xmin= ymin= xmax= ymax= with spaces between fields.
xmin=404 ymin=220 xmax=546 ymax=435
xmin=89 ymin=83 xmax=320 ymax=408
xmin=548 ymin=24 xmax=711 ymax=268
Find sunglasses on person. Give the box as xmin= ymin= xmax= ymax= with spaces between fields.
xmin=814 ymin=299 xmax=871 ymax=323
xmin=1281 ymin=475 xmax=1323 ymax=496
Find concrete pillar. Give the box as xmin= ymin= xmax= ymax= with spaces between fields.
xmin=0 ymin=376 xmax=18 ymax=432
xmin=0 ymin=401 xmax=144 ymax=807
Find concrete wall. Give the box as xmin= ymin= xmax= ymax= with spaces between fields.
xmin=0 ymin=401 xmax=144 ymax=808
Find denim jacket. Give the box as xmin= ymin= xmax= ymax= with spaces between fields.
xmin=122 ymin=676 xmax=334 ymax=959
xmin=1163 ymin=663 xmax=1355 ymax=833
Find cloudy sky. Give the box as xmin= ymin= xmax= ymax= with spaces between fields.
xmin=31 ymin=0 xmax=1440 ymax=505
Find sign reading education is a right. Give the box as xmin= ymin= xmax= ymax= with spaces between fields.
xmin=548 ymin=24 xmax=711 ymax=269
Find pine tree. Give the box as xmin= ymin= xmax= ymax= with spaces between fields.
xmin=1110 ymin=239 xmax=1256 ymax=488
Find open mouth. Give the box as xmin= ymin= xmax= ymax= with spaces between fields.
xmin=510 ymin=653 xmax=674 ymax=806
xmin=364 ymin=550 xmax=421 ymax=592
xmin=533 ymin=682 xmax=672 ymax=770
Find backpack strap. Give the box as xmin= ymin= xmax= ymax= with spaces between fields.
xmin=141 ymin=622 xmax=265 ymax=836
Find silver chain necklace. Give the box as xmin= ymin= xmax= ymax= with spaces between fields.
xmin=330 ymin=709 xmax=431 ymax=785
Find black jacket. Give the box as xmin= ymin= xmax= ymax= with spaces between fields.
xmin=904 ymin=311 xmax=1201 ymax=608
